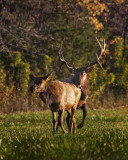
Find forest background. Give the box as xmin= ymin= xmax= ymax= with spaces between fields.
xmin=0 ymin=0 xmax=128 ymax=113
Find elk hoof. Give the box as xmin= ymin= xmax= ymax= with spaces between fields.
xmin=77 ymin=123 xmax=84 ymax=129
xmin=64 ymin=130 xmax=68 ymax=134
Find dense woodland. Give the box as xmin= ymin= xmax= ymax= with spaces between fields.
xmin=0 ymin=0 xmax=128 ymax=112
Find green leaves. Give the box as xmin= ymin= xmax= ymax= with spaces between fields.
xmin=0 ymin=0 xmax=127 ymax=110
xmin=0 ymin=60 xmax=6 ymax=84
xmin=9 ymin=51 xmax=22 ymax=67
xmin=89 ymin=66 xmax=115 ymax=97
xmin=108 ymin=37 xmax=128 ymax=94
xmin=0 ymin=51 xmax=30 ymax=94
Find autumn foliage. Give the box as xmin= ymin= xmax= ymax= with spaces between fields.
xmin=0 ymin=0 xmax=128 ymax=112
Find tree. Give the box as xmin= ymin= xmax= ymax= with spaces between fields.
xmin=76 ymin=0 xmax=128 ymax=46
xmin=0 ymin=0 xmax=128 ymax=111
xmin=106 ymin=37 xmax=128 ymax=95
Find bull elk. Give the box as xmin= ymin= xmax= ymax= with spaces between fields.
xmin=30 ymin=73 xmax=81 ymax=134
xmin=58 ymin=37 xmax=106 ymax=128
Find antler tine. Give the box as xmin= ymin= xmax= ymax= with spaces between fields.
xmin=96 ymin=53 xmax=104 ymax=70
xmin=95 ymin=37 xmax=106 ymax=70
xmin=96 ymin=37 xmax=106 ymax=58
xmin=58 ymin=40 xmax=64 ymax=60
xmin=58 ymin=40 xmax=76 ymax=71
xmin=96 ymin=37 xmax=103 ymax=50
xmin=103 ymin=39 xmax=106 ymax=51
xmin=78 ymin=37 xmax=106 ymax=72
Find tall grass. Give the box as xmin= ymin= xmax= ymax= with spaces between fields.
xmin=0 ymin=108 xmax=128 ymax=160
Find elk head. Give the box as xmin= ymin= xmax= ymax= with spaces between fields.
xmin=30 ymin=72 xmax=53 ymax=93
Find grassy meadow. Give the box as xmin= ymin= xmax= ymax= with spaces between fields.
xmin=0 ymin=108 xmax=128 ymax=160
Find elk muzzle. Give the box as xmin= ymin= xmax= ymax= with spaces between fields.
xmin=30 ymin=85 xmax=42 ymax=93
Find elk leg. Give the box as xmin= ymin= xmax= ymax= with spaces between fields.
xmin=66 ymin=109 xmax=72 ymax=132
xmin=71 ymin=108 xmax=76 ymax=134
xmin=77 ymin=103 xmax=87 ymax=129
xmin=52 ymin=111 xmax=56 ymax=133
xmin=56 ymin=110 xmax=68 ymax=134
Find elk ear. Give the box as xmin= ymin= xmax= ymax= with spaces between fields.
xmin=44 ymin=72 xmax=53 ymax=81
xmin=29 ymin=75 xmax=35 ymax=81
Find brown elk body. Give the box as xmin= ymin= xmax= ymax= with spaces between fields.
xmin=58 ymin=38 xmax=106 ymax=129
xmin=30 ymin=73 xmax=81 ymax=134
xmin=62 ymin=70 xmax=89 ymax=128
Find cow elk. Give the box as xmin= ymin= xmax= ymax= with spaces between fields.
xmin=58 ymin=37 xmax=106 ymax=129
xmin=30 ymin=73 xmax=81 ymax=134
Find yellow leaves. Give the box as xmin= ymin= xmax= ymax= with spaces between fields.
xmin=94 ymin=0 xmax=99 ymax=4
xmin=87 ymin=3 xmax=107 ymax=16
xmin=105 ymin=49 xmax=110 ymax=55
xmin=110 ymin=37 xmax=124 ymax=57
xmin=77 ymin=2 xmax=83 ymax=5
xmin=85 ymin=2 xmax=108 ymax=31
xmin=110 ymin=37 xmax=119 ymax=44
xmin=99 ymin=3 xmax=106 ymax=13
xmin=89 ymin=17 xmax=103 ymax=31
xmin=116 ymin=0 xmax=125 ymax=4
xmin=104 ymin=13 xmax=108 ymax=22
xmin=76 ymin=0 xmax=84 ymax=6
xmin=86 ymin=0 xmax=91 ymax=3
xmin=76 ymin=0 xmax=109 ymax=32
xmin=104 ymin=17 xmax=107 ymax=22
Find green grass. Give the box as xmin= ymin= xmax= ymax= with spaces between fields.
xmin=0 ymin=108 xmax=128 ymax=160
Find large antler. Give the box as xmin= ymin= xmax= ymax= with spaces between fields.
xmin=58 ymin=37 xmax=106 ymax=72
xmin=79 ymin=37 xmax=106 ymax=72
xmin=58 ymin=41 xmax=77 ymax=72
